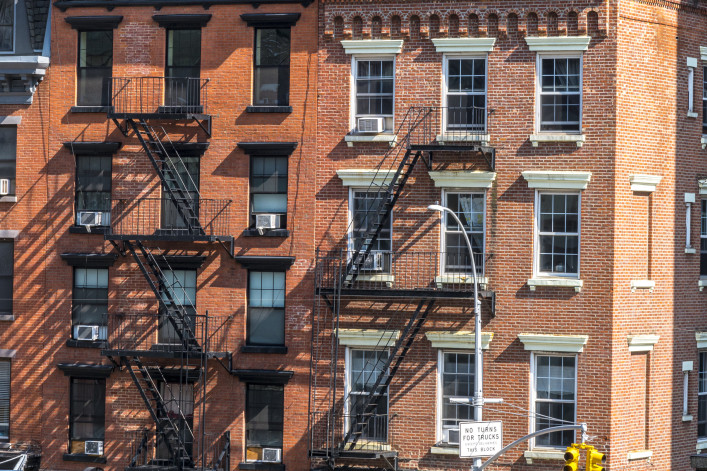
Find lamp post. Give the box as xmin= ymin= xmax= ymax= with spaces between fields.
xmin=428 ymin=204 xmax=483 ymax=469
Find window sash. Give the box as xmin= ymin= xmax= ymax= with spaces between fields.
xmin=247 ymin=271 xmax=286 ymax=346
xmin=245 ymin=384 xmax=284 ymax=456
xmin=538 ymin=57 xmax=581 ymax=132
xmin=699 ymin=352 xmax=707 ymax=437
xmin=347 ymin=349 xmax=388 ymax=442
xmin=444 ymin=57 xmax=487 ymax=132
xmin=253 ymin=28 xmax=290 ymax=107
xmin=250 ymin=156 xmax=288 ymax=226
xmin=533 ymin=354 xmax=576 ymax=448
xmin=701 ymin=200 xmax=707 ymax=277
xmin=0 ymin=360 xmax=9 ymax=439
xmin=703 ymin=66 xmax=707 ymax=134
xmin=439 ymin=352 xmax=474 ymax=441
xmin=350 ymin=190 xmax=392 ymax=253
xmin=0 ymin=240 xmax=12 ymax=315
xmin=442 ymin=192 xmax=485 ymax=274
xmin=0 ymin=0 xmax=13 ymax=52
xmin=354 ymin=59 xmax=394 ymax=127
xmin=536 ymin=193 xmax=580 ymax=276
xmin=70 ymin=378 xmax=105 ymax=441
xmin=77 ymin=31 xmax=113 ymax=106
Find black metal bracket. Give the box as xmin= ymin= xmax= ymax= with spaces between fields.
xmin=216 ymin=237 xmax=234 ymax=258
xmin=108 ymin=239 xmax=127 ymax=257
xmin=421 ymin=151 xmax=432 ymax=169
xmin=480 ymin=146 xmax=495 ymax=170
xmin=196 ymin=116 xmax=212 ymax=137
xmin=111 ymin=118 xmax=131 ymax=137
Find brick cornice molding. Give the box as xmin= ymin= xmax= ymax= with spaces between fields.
xmin=340 ymin=39 xmax=403 ymax=54
xmin=431 ymin=37 xmax=496 ymax=53
xmin=525 ymin=36 xmax=591 ymax=52
xmin=521 ymin=171 xmax=592 ymax=190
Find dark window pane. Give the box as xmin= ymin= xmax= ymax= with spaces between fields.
xmin=0 ymin=240 xmax=11 ymax=314
xmin=254 ymin=28 xmax=290 ymax=106
xmin=246 ymin=384 xmax=284 ymax=451
xmin=70 ymin=378 xmax=105 ymax=441
xmin=0 ymin=0 xmax=12 ymax=52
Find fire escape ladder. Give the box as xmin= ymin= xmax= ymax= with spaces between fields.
xmin=122 ymin=356 xmax=194 ymax=469
xmin=123 ymin=240 xmax=200 ymax=351
xmin=128 ymin=119 xmax=202 ymax=234
xmin=341 ymin=299 xmax=436 ymax=450
xmin=345 ymin=149 xmax=423 ymax=284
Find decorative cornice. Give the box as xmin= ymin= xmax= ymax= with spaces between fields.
xmin=518 ymin=333 xmax=589 ymax=353
xmin=432 ymin=37 xmax=496 ymax=53
xmin=65 ymin=15 xmax=123 ymax=30
xmin=240 ymin=13 xmax=301 ymax=28
xmin=63 ymin=141 xmax=122 ymax=155
xmin=235 ymin=256 xmax=296 ymax=270
xmin=525 ymin=36 xmax=591 ymax=52
xmin=57 ymin=363 xmax=113 ymax=378
xmin=425 ymin=331 xmax=493 ymax=350
xmin=629 ymin=174 xmax=662 ymax=193
xmin=337 ymin=169 xmax=396 ymax=187
xmin=153 ymin=14 xmax=212 ymax=29
xmin=55 ymin=0 xmax=312 ymax=12
xmin=237 ymin=142 xmax=298 ymax=156
xmin=60 ymin=253 xmax=118 ymax=268
xmin=428 ymin=171 xmax=496 ymax=189
xmin=340 ymin=39 xmax=403 ymax=55
xmin=338 ymin=329 xmax=399 ymax=347
xmin=522 ymin=171 xmax=592 ymax=190
xmin=627 ymin=334 xmax=659 ymax=353
xmin=232 ymin=369 xmax=293 ymax=384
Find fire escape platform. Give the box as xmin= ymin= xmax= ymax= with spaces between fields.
xmin=310 ymin=449 xmax=398 ymax=460
xmin=106 ymin=233 xmax=233 ymax=243
xmin=102 ymin=348 xmax=231 ymax=360
xmin=108 ymin=112 xmax=211 ymax=121
xmin=317 ymin=287 xmax=491 ymax=300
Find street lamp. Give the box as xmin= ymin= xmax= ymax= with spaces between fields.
xmin=428 ymin=204 xmax=483 ymax=468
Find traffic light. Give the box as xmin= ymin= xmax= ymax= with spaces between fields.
xmin=586 ymin=448 xmax=606 ymax=471
xmin=563 ymin=446 xmax=580 ymax=471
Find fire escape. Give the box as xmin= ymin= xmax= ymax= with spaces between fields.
xmin=309 ymin=107 xmax=495 ymax=471
xmin=101 ymin=76 xmax=231 ymax=471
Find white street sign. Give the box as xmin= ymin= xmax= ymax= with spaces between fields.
xmin=459 ymin=421 xmax=503 ymax=458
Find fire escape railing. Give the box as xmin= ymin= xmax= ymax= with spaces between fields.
xmin=111 ymin=77 xmax=209 ymax=116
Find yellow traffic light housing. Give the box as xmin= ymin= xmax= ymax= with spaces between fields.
xmin=563 ymin=446 xmax=580 ymax=471
xmin=586 ymin=448 xmax=606 ymax=471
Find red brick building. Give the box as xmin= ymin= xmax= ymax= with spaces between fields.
xmin=309 ymin=1 xmax=707 ymax=471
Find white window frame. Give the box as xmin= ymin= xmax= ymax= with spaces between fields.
xmin=436 ymin=349 xmax=476 ymax=445
xmin=529 ymin=352 xmax=578 ymax=450
xmin=439 ymin=189 xmax=486 ymax=276
xmin=699 ymin=351 xmax=707 ymax=439
xmin=0 ymin=0 xmax=16 ymax=55
xmin=350 ymin=55 xmax=396 ymax=133
xmin=347 ymin=187 xmax=394 ymax=254
xmin=703 ymin=66 xmax=707 ymax=134
xmin=441 ymin=54 xmax=487 ymax=135
xmin=344 ymin=347 xmax=390 ymax=443
xmin=533 ymin=190 xmax=581 ymax=279
xmin=535 ymin=53 xmax=583 ymax=134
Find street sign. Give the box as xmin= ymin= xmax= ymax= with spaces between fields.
xmin=459 ymin=421 xmax=503 ymax=458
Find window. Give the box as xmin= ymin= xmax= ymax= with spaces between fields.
xmin=538 ymin=57 xmax=581 ymax=132
xmin=246 ymin=384 xmax=284 ymax=462
xmin=75 ymin=155 xmax=111 ymax=227
xmin=699 ymin=352 xmax=707 ymax=437
xmin=158 ymin=270 xmax=196 ymax=345
xmin=0 ymin=240 xmax=11 ymax=316
xmin=533 ymin=355 xmax=576 ymax=448
xmin=0 ymin=126 xmax=17 ymax=196
xmin=350 ymin=190 xmax=392 ymax=271
xmin=247 ymin=271 xmax=285 ymax=346
xmin=702 ymin=200 xmax=707 ymax=277
xmin=535 ymin=193 xmax=580 ymax=277
xmin=442 ymin=191 xmax=484 ymax=275
xmin=0 ymin=359 xmax=9 ymax=439
xmin=0 ymin=0 xmax=13 ymax=52
xmin=444 ymin=57 xmax=486 ymax=133
xmin=69 ymin=378 xmax=105 ymax=453
xmin=156 ymin=382 xmax=193 ymax=460
xmin=161 ymin=157 xmax=199 ymax=231
xmin=72 ymin=268 xmax=108 ymax=341
xmin=703 ymin=67 xmax=707 ymax=134
xmin=77 ymin=30 xmax=112 ymax=106
xmin=438 ymin=351 xmax=474 ymax=445
xmin=165 ymin=29 xmax=201 ymax=110
xmin=250 ymin=156 xmax=287 ymax=229
xmin=354 ymin=58 xmax=394 ymax=132
xmin=253 ymin=28 xmax=290 ymax=106
xmin=346 ymin=349 xmax=388 ymax=442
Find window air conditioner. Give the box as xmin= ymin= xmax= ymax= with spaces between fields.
xmin=357 ymin=117 xmax=384 ymax=134
xmin=84 ymin=440 xmax=104 ymax=456
xmin=443 ymin=428 xmax=460 ymax=445
xmin=77 ymin=211 xmax=103 ymax=226
xmin=261 ymin=448 xmax=281 ymax=463
xmin=353 ymin=251 xmax=383 ymax=271
xmin=0 ymin=179 xmax=9 ymax=196
xmin=74 ymin=325 xmax=100 ymax=341
xmin=255 ymin=214 xmax=281 ymax=230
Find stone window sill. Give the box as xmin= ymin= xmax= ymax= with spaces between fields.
xmin=630 ymin=280 xmax=655 ymax=292
xmin=0 ymin=196 xmax=16 ymax=203
xmin=527 ymin=277 xmax=583 ymax=292
xmin=238 ymin=462 xmax=284 ymax=471
xmin=345 ymin=134 xmax=396 ymax=147
xmin=687 ymin=247 xmax=697 ymax=254
xmin=688 ymin=111 xmax=699 ymax=118
xmin=697 ymin=438 xmax=707 ymax=451
xmin=0 ymin=314 xmax=12 ymax=321
xmin=436 ymin=133 xmax=490 ymax=146
xmin=627 ymin=450 xmax=652 ymax=461
xmin=245 ymin=106 xmax=292 ymax=113
xmin=699 ymin=279 xmax=707 ymax=291
xmin=63 ymin=453 xmax=107 ymax=463
xmin=524 ymin=449 xmax=565 ymax=464
xmin=346 ymin=274 xmax=394 ymax=287
xmin=241 ymin=345 xmax=288 ymax=354
xmin=242 ymin=229 xmax=290 ymax=237
xmin=529 ymin=134 xmax=585 ymax=147
xmin=66 ymin=339 xmax=108 ymax=349
xmin=430 ymin=445 xmax=459 ymax=455
xmin=70 ymin=106 xmax=111 ymax=113
xmin=702 ymin=136 xmax=707 ymax=149
xmin=69 ymin=225 xmax=109 ymax=235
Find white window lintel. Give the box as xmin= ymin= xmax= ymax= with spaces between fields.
xmin=432 ymin=37 xmax=496 ymax=53
xmin=518 ymin=333 xmax=588 ymax=353
xmin=627 ymin=334 xmax=659 ymax=353
xmin=629 ymin=174 xmax=662 ymax=193
xmin=627 ymin=450 xmax=653 ymax=461
xmin=341 ymin=39 xmax=403 ymax=55
xmin=696 ymin=331 xmax=707 ymax=349
xmin=338 ymin=169 xmax=396 ymax=187
xmin=339 ymin=329 xmax=400 ymax=347
xmin=701 ymin=46 xmax=707 ymax=62
xmin=425 ymin=331 xmax=493 ymax=350
xmin=525 ymin=36 xmax=591 ymax=52
xmin=522 ymin=171 xmax=591 ymax=190
xmin=630 ymin=280 xmax=655 ymax=292
xmin=523 ymin=449 xmax=566 ymax=463
xmin=428 ymin=170 xmax=496 ymax=189
xmin=527 ymin=278 xmax=583 ymax=292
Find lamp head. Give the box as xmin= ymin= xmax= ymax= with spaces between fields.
xmin=427 ymin=204 xmax=446 ymax=212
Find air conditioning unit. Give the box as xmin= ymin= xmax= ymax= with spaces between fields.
xmin=84 ymin=440 xmax=104 ymax=456
xmin=354 ymin=251 xmax=383 ymax=271
xmin=77 ymin=211 xmax=103 ymax=226
xmin=357 ymin=117 xmax=384 ymax=134
xmin=74 ymin=325 xmax=100 ymax=341
xmin=261 ymin=448 xmax=281 ymax=463
xmin=443 ymin=428 xmax=460 ymax=445
xmin=0 ymin=179 xmax=9 ymax=196
xmin=255 ymin=214 xmax=281 ymax=230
